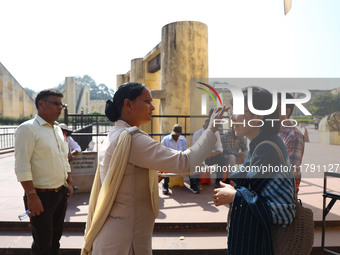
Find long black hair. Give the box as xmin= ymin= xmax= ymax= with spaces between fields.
xmin=105 ymin=83 xmax=146 ymax=122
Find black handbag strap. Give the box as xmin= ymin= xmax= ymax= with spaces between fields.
xmin=250 ymin=140 xmax=297 ymax=202
xmin=250 ymin=140 xmax=287 ymax=167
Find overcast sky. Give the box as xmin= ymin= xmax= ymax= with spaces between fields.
xmin=1 ymin=0 xmax=339 ymax=92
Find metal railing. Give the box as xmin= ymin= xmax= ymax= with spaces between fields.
xmin=64 ymin=108 xmax=209 ymax=146
xmin=64 ymin=108 xmax=113 ymax=151
xmin=0 ymin=126 xmax=17 ymax=151
xmin=0 ymin=113 xmax=210 ymax=153
xmin=64 ymin=108 xmax=112 ymax=132
xmin=149 ymin=115 xmax=208 ymax=142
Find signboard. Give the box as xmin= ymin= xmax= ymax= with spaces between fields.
xmin=70 ymin=151 xmax=97 ymax=192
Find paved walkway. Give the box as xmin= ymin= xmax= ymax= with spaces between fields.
xmin=1 ymin=124 xmax=339 ymax=224
xmin=1 ymin=125 xmax=340 ymax=253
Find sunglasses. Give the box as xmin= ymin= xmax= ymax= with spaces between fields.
xmin=42 ymin=99 xmax=66 ymax=109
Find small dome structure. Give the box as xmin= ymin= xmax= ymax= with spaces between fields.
xmin=319 ymin=112 xmax=340 ymax=145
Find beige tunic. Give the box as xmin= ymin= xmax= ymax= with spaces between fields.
xmin=92 ymin=120 xmax=217 ymax=255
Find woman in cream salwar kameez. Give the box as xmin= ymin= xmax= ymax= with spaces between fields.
xmin=82 ymin=83 xmax=227 ymax=255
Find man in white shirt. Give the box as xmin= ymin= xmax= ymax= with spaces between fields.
xmin=191 ymin=118 xmax=224 ymax=192
xmin=15 ymin=89 xmax=73 ymax=255
xmin=59 ymin=123 xmax=82 ymax=162
xmin=161 ymin=124 xmax=188 ymax=194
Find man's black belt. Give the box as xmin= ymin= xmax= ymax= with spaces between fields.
xmin=36 ymin=185 xmax=63 ymax=192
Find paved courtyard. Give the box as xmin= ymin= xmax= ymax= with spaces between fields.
xmin=0 ymin=124 xmax=339 ymax=251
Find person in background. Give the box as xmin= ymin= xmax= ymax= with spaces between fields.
xmin=14 ymin=89 xmax=73 ymax=255
xmin=161 ymin=124 xmax=188 ymax=195
xmin=206 ymin=109 xmax=225 ymax=187
xmin=189 ymin=120 xmax=208 ymax=193
xmin=59 ymin=123 xmax=82 ymax=162
xmin=205 ymin=133 xmax=224 ymax=188
xmin=213 ymin=87 xmax=295 ymax=255
xmin=191 ymin=118 xmax=224 ymax=191
xmin=313 ymin=116 xmax=320 ymax=130
xmin=278 ymin=93 xmax=305 ymax=197
xmin=190 ymin=118 xmax=224 ymax=194
xmin=221 ymin=126 xmax=248 ymax=184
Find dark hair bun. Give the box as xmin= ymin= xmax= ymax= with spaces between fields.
xmin=105 ymin=83 xmax=146 ymax=123
xmin=105 ymin=100 xmax=120 ymax=122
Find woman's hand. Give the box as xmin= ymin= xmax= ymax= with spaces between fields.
xmin=213 ymin=181 xmax=236 ymax=206
xmin=208 ymin=106 xmax=229 ymax=133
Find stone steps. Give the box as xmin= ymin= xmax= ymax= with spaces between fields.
xmin=1 ymin=221 xmax=339 ymax=255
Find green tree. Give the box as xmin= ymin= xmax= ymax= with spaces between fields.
xmin=55 ymin=83 xmax=64 ymax=93
xmin=78 ymin=75 xmax=96 ymax=89
xmin=308 ymin=92 xmax=340 ymax=116
xmin=24 ymin=87 xmax=36 ymax=98
xmin=55 ymin=75 xmax=114 ymax=100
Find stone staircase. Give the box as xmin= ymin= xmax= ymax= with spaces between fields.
xmin=1 ymin=221 xmax=340 ymax=255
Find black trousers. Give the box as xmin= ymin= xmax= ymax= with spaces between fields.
xmin=189 ymin=174 xmax=200 ymax=190
xmin=190 ymin=153 xmax=226 ymax=189
xmin=205 ymin=153 xmax=225 ymax=185
xmin=24 ymin=186 xmax=68 ymax=255
xmin=163 ymin=177 xmax=169 ymax=188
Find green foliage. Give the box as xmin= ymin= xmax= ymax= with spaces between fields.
xmin=55 ymin=83 xmax=64 ymax=93
xmin=24 ymin=87 xmax=36 ymax=98
xmin=94 ymin=83 xmax=114 ymax=100
xmin=90 ymin=111 xmax=102 ymax=115
xmin=89 ymin=111 xmax=108 ymax=122
xmin=0 ymin=116 xmax=31 ymax=125
xmin=57 ymin=117 xmax=65 ymax=123
xmin=62 ymin=114 xmax=109 ymax=127
xmin=292 ymin=115 xmax=324 ymax=125
xmin=77 ymin=75 xmax=114 ymax=100
xmin=0 ymin=116 xmax=67 ymax=125
xmin=307 ymin=91 xmax=340 ymax=116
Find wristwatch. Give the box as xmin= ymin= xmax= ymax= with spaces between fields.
xmin=27 ymin=189 xmax=37 ymax=196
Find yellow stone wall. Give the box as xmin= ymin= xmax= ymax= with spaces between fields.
xmin=89 ymin=100 xmax=106 ymax=114
xmin=161 ymin=21 xmax=209 ymax=145
xmin=64 ymin=77 xmax=76 ymax=113
xmin=319 ymin=116 xmax=340 ymax=145
xmin=78 ymin=85 xmax=90 ymax=113
xmin=116 ymin=72 xmax=130 ymax=86
xmin=141 ymin=45 xmax=161 ymax=136
xmin=0 ymin=62 xmax=36 ymax=118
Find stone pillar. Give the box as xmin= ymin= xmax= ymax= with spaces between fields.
xmin=64 ymin=77 xmax=76 ymax=113
xmin=160 ymin=21 xmax=208 ymax=135
xmin=116 ymin=74 xmax=125 ymax=88
xmin=130 ymin=58 xmax=144 ymax=83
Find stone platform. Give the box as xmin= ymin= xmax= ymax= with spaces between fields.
xmin=0 ymin=125 xmax=339 ymax=254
